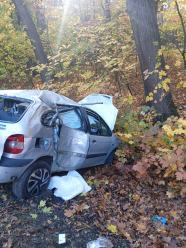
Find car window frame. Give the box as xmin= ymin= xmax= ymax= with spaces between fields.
xmin=85 ymin=108 xmax=112 ymax=137
xmin=57 ymin=105 xmax=87 ymax=132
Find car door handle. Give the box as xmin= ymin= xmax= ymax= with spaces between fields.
xmin=92 ymin=140 xmax=97 ymax=143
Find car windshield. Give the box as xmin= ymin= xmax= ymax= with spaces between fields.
xmin=0 ymin=96 xmax=31 ymax=123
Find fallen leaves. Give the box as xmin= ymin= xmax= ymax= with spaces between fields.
xmin=135 ymin=218 xmax=149 ymax=234
xmin=38 ymin=200 xmax=52 ymax=214
xmin=0 ymin=160 xmax=185 ymax=248
xmin=64 ymin=203 xmax=90 ymax=218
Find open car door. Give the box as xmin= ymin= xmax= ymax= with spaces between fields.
xmin=53 ymin=106 xmax=89 ymax=171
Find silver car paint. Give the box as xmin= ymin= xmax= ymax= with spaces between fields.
xmin=0 ymin=90 xmax=119 ymax=183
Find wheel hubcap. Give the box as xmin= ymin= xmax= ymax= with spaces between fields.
xmin=27 ymin=168 xmax=50 ymax=196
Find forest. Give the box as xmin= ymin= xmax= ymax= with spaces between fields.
xmin=0 ymin=0 xmax=186 ymax=247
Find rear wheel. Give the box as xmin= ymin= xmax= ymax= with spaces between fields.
xmin=12 ymin=160 xmax=51 ymax=199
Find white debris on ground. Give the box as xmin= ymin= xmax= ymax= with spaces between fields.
xmin=48 ymin=170 xmax=91 ymax=201
xmin=58 ymin=234 xmax=66 ymax=244
xmin=87 ymin=237 xmax=113 ymax=248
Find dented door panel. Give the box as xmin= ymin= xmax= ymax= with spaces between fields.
xmin=53 ymin=125 xmax=89 ymax=171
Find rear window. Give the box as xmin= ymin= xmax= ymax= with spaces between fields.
xmin=0 ymin=96 xmax=31 ymax=123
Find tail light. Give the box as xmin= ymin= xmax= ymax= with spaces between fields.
xmin=4 ymin=134 xmax=24 ymax=154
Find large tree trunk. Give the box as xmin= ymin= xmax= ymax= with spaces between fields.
xmin=12 ymin=0 xmax=48 ymax=82
xmin=34 ymin=5 xmax=47 ymax=33
xmin=126 ymin=0 xmax=177 ymax=120
xmin=104 ymin=0 xmax=111 ymax=22
xmin=175 ymin=1 xmax=186 ymax=70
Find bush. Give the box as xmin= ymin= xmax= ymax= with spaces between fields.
xmin=116 ymin=107 xmax=186 ymax=196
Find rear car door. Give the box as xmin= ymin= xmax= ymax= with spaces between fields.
xmin=54 ymin=106 xmax=89 ymax=171
xmin=85 ymin=110 xmax=113 ymax=167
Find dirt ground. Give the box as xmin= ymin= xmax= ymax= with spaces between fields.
xmin=0 ymin=163 xmax=185 ymax=248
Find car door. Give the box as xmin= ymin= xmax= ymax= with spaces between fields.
xmin=53 ymin=106 xmax=89 ymax=171
xmin=85 ymin=110 xmax=113 ymax=167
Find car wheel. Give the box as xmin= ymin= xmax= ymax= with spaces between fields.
xmin=12 ymin=160 xmax=51 ymax=199
xmin=105 ymin=150 xmax=115 ymax=165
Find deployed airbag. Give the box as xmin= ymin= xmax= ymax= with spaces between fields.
xmin=48 ymin=171 xmax=91 ymax=201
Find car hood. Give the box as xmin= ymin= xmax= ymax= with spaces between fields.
xmin=79 ymin=94 xmax=118 ymax=131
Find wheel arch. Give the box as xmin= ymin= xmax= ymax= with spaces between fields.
xmin=34 ymin=156 xmax=53 ymax=167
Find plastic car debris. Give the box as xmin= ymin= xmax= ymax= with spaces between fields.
xmin=151 ymin=215 xmax=167 ymax=225
xmin=87 ymin=237 xmax=113 ymax=248
xmin=58 ymin=234 xmax=66 ymax=244
xmin=48 ymin=170 xmax=91 ymax=201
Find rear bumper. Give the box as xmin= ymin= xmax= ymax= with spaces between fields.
xmin=0 ymin=157 xmax=33 ymax=183
xmin=0 ymin=157 xmax=33 ymax=167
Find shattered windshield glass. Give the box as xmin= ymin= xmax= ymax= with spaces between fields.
xmin=0 ymin=96 xmax=31 ymax=123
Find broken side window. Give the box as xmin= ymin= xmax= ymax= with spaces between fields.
xmin=0 ymin=96 xmax=31 ymax=123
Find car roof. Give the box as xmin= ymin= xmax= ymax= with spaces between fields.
xmin=0 ymin=90 xmax=78 ymax=107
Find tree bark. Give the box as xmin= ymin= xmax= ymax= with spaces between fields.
xmin=126 ymin=0 xmax=177 ymax=120
xmin=104 ymin=0 xmax=111 ymax=22
xmin=34 ymin=5 xmax=47 ymax=33
xmin=175 ymin=0 xmax=186 ymax=69
xmin=12 ymin=0 xmax=48 ymax=82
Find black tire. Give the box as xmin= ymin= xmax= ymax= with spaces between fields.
xmin=12 ymin=160 xmax=51 ymax=199
xmin=105 ymin=150 xmax=115 ymax=165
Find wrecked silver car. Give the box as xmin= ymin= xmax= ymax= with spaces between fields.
xmin=0 ymin=90 xmax=119 ymax=198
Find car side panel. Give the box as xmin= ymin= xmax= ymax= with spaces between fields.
xmin=84 ymin=134 xmax=112 ymax=167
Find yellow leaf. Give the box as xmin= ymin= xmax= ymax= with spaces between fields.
xmin=124 ymin=133 xmax=132 ymax=139
xmin=158 ymin=49 xmax=163 ymax=56
xmin=159 ymin=70 xmax=167 ymax=79
xmin=146 ymin=96 xmax=153 ymax=102
xmin=107 ymin=224 xmax=118 ymax=234
xmin=177 ymin=118 xmax=186 ymax=128
xmin=162 ymin=82 xmax=170 ymax=92
xmin=177 ymin=81 xmax=186 ymax=88
xmin=162 ymin=124 xmax=174 ymax=138
xmin=164 ymin=164 xmax=177 ymax=177
xmin=163 ymin=78 xmax=171 ymax=84
xmin=175 ymin=60 xmax=181 ymax=67
xmin=132 ymin=194 xmax=140 ymax=201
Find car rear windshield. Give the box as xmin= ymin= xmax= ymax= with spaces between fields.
xmin=0 ymin=96 xmax=31 ymax=123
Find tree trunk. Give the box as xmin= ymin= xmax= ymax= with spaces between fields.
xmin=175 ymin=0 xmax=186 ymax=70
xmin=34 ymin=5 xmax=47 ymax=33
xmin=104 ymin=0 xmax=111 ymax=22
xmin=12 ymin=0 xmax=48 ymax=82
xmin=126 ymin=0 xmax=177 ymax=120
